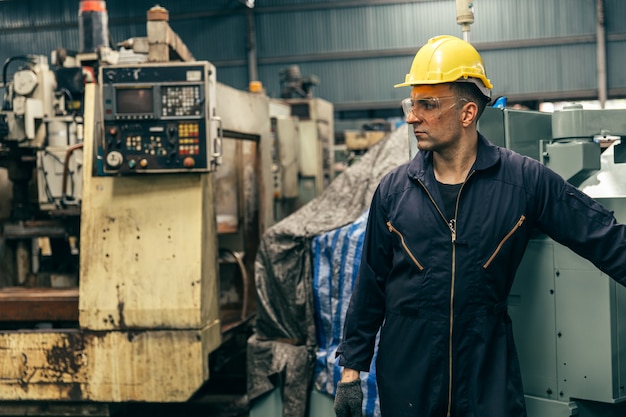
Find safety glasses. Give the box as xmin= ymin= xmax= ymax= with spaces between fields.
xmin=401 ymin=96 xmax=467 ymax=120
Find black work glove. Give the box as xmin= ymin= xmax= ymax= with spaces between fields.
xmin=334 ymin=379 xmax=363 ymax=417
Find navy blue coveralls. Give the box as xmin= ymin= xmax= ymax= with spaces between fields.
xmin=337 ymin=134 xmax=626 ymax=417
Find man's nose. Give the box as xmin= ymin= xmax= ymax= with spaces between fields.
xmin=406 ymin=110 xmax=422 ymax=124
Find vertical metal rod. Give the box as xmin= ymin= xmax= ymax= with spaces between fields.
xmin=16 ymin=239 xmax=30 ymax=284
xmin=247 ymin=8 xmax=258 ymax=83
xmin=597 ymin=0 xmax=607 ymax=108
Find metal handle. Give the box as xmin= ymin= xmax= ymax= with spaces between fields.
xmin=211 ymin=115 xmax=223 ymax=166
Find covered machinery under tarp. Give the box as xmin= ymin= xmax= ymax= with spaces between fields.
xmin=248 ymin=125 xmax=410 ymax=416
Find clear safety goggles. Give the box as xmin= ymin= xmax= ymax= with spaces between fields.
xmin=401 ymin=96 xmax=467 ymax=120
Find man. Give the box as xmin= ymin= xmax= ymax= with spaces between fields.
xmin=333 ymin=35 xmax=626 ymax=417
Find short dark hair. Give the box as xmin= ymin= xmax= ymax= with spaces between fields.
xmin=449 ymin=82 xmax=489 ymax=119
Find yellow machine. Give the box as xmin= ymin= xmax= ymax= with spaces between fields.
xmin=0 ymin=4 xmax=273 ymax=414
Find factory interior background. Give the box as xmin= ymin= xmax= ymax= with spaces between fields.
xmin=0 ymin=1 xmax=625 ymax=416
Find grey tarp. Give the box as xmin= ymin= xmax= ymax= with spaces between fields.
xmin=247 ymin=124 xmax=410 ymax=417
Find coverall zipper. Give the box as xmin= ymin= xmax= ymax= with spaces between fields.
xmin=482 ymin=215 xmax=526 ymax=269
xmin=417 ymin=171 xmax=474 ymax=417
xmin=387 ymin=222 xmax=424 ymax=270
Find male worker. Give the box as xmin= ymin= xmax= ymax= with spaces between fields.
xmin=333 ymin=35 xmax=626 ymax=417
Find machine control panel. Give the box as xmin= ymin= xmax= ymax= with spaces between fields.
xmin=99 ymin=61 xmax=219 ymax=174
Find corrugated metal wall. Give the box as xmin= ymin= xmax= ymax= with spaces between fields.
xmin=0 ymin=0 xmax=624 ymax=115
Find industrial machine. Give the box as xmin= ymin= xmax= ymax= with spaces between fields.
xmin=479 ymin=105 xmax=626 ymax=417
xmin=0 ymin=3 xmax=273 ymax=415
xmin=340 ymin=121 xmax=392 ymax=170
xmin=269 ymin=99 xmax=300 ymax=221
xmin=289 ymin=97 xmax=334 ymax=204
xmin=272 ymin=65 xmax=335 ymax=213
xmin=288 ymin=98 xmax=333 ymax=207
xmin=0 ymin=52 xmax=85 ymax=290
xmin=268 ymin=96 xmax=335 ymax=221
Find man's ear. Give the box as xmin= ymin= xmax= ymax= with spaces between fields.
xmin=460 ymin=101 xmax=478 ymax=127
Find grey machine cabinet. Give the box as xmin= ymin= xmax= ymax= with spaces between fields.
xmin=479 ymin=105 xmax=626 ymax=417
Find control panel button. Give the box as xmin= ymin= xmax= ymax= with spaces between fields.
xmin=183 ymin=157 xmax=195 ymax=168
xmin=139 ymin=159 xmax=148 ymax=168
xmin=106 ymin=151 xmax=124 ymax=168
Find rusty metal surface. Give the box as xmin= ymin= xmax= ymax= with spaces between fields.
xmin=2 ymin=220 xmax=74 ymax=239
xmin=78 ymin=172 xmax=219 ymax=331
xmin=0 ymin=330 xmax=89 ymax=401
xmin=0 ymin=324 xmax=220 ymax=402
xmin=0 ymin=287 xmax=78 ymax=322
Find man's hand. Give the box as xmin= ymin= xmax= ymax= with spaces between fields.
xmin=334 ymin=379 xmax=363 ymax=417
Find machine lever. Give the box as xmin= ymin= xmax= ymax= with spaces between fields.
xmin=211 ymin=115 xmax=223 ymax=167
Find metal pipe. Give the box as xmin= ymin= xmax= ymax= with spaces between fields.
xmin=246 ymin=8 xmax=258 ymax=83
xmin=596 ymin=0 xmax=607 ymax=108
xmin=456 ymin=0 xmax=474 ymax=42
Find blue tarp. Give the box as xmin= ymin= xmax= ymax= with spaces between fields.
xmin=312 ymin=210 xmax=381 ymax=417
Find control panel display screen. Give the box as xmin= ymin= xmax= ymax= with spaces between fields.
xmin=116 ymin=88 xmax=154 ymax=114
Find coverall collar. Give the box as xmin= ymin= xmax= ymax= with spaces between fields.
xmin=406 ymin=132 xmax=500 ymax=184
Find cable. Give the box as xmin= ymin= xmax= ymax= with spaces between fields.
xmin=219 ymin=248 xmax=250 ymax=321
xmin=2 ymin=55 xmax=37 ymax=87
xmin=2 ymin=55 xmax=38 ymax=111
xmin=58 ymin=88 xmax=76 ymax=114
xmin=37 ymin=151 xmax=59 ymax=207
xmin=61 ymin=143 xmax=84 ymax=203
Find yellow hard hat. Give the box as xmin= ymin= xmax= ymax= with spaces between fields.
xmin=395 ymin=35 xmax=493 ymax=98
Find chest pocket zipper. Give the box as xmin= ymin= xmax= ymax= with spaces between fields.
xmin=387 ymin=221 xmax=425 ymax=271
xmin=483 ymin=215 xmax=526 ymax=269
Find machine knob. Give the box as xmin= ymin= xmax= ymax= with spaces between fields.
xmin=139 ymin=159 xmax=148 ymax=168
xmin=167 ymin=126 xmax=178 ymax=145
xmin=107 ymin=126 xmax=122 ymax=146
xmin=105 ymin=151 xmax=123 ymax=168
xmin=183 ymin=157 xmax=195 ymax=168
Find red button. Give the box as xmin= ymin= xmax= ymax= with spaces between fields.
xmin=183 ymin=157 xmax=195 ymax=168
